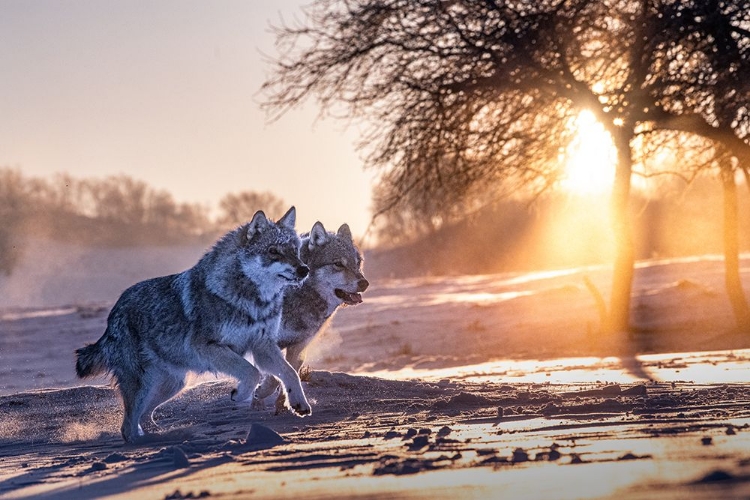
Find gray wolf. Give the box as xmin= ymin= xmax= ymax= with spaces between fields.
xmin=253 ymin=221 xmax=368 ymax=408
xmin=75 ymin=207 xmax=311 ymax=443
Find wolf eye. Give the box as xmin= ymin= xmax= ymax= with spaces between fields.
xmin=268 ymin=247 xmax=281 ymax=258
xmin=334 ymin=261 xmax=346 ymax=269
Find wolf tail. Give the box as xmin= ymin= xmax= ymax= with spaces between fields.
xmin=75 ymin=341 xmax=107 ymax=378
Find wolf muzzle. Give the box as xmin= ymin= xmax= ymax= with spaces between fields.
xmin=296 ymin=265 xmax=309 ymax=279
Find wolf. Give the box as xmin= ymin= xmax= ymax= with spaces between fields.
xmin=252 ymin=221 xmax=369 ymax=408
xmin=75 ymin=207 xmax=311 ymax=443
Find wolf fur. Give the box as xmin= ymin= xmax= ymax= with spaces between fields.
xmin=253 ymin=221 xmax=368 ymax=407
xmin=75 ymin=207 xmax=311 ymax=443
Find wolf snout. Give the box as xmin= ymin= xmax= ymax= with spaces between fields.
xmin=296 ymin=265 xmax=310 ymax=279
xmin=357 ymin=278 xmax=369 ymax=292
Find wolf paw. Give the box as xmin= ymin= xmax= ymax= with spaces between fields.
xmin=289 ymin=400 xmax=312 ymax=417
xmin=230 ymin=386 xmax=255 ymax=403
xmin=121 ymin=423 xmax=146 ymax=444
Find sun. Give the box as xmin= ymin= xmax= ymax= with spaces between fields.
xmin=560 ymin=110 xmax=617 ymax=196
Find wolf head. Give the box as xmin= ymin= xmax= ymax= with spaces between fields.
xmin=300 ymin=221 xmax=368 ymax=305
xmin=237 ymin=207 xmax=309 ymax=288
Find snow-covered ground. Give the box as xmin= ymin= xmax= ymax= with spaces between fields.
xmin=1 ymin=245 xmax=749 ymax=499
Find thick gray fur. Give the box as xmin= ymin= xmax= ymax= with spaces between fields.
xmin=253 ymin=221 xmax=369 ymax=407
xmin=75 ymin=207 xmax=312 ymax=443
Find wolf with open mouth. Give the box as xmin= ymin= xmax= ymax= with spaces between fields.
xmin=253 ymin=221 xmax=368 ymax=408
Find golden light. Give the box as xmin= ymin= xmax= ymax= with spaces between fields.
xmin=560 ymin=110 xmax=618 ymax=196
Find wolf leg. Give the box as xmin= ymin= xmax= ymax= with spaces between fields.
xmin=252 ymin=376 xmax=281 ymax=410
xmin=253 ymin=341 xmax=311 ymax=416
xmin=118 ymin=374 xmax=149 ymax=443
xmin=197 ymin=343 xmax=262 ymax=402
xmin=270 ymin=342 xmax=310 ymax=413
xmin=254 ymin=339 xmax=309 ymax=407
xmin=286 ymin=342 xmax=309 ymax=372
xmin=140 ymin=371 xmax=186 ymax=433
xmin=121 ymin=367 xmax=179 ymax=442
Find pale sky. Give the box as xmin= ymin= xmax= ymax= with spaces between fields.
xmin=0 ymin=1 xmax=375 ymax=239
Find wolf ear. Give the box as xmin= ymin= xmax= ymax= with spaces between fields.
xmin=245 ymin=210 xmax=269 ymax=242
xmin=278 ymin=206 xmax=296 ymax=229
xmin=337 ymin=223 xmax=353 ymax=241
xmin=309 ymin=221 xmax=328 ymax=249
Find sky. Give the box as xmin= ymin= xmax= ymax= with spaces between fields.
xmin=0 ymin=1 xmax=375 ymax=239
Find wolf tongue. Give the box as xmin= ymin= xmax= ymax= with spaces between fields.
xmin=335 ymin=289 xmax=362 ymax=305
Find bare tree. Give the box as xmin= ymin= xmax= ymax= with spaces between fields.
xmin=0 ymin=170 xmax=219 ymax=248
xmin=0 ymin=168 xmax=27 ymax=274
xmin=173 ymin=202 xmax=213 ymax=236
xmin=645 ymin=0 xmax=750 ymax=331
xmin=144 ymin=190 xmax=179 ymax=229
xmin=263 ymin=0 xmax=668 ymax=333
xmin=264 ymin=0 xmax=750 ymax=335
xmin=719 ymin=156 xmax=750 ymax=329
xmin=84 ymin=175 xmax=150 ymax=225
xmin=217 ymin=191 xmax=286 ymax=229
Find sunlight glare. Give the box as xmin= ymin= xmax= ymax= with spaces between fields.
xmin=368 ymin=349 xmax=750 ymax=386
xmin=561 ymin=110 xmax=617 ymax=196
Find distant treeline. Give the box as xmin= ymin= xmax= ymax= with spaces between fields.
xmin=367 ymin=177 xmax=750 ymax=279
xmin=2 ymin=168 xmax=747 ymax=279
xmin=0 ymin=168 xmax=285 ymax=274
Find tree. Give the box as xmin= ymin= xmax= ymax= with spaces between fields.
xmin=85 ymin=175 xmax=149 ymax=225
xmin=645 ymin=0 xmax=750 ymax=330
xmin=217 ymin=191 xmax=286 ymax=228
xmin=264 ymin=0 xmax=658 ymax=333
xmin=719 ymin=156 xmax=750 ymax=329
xmin=637 ymin=129 xmax=750 ymax=329
xmin=0 ymin=168 xmax=27 ymax=274
xmin=264 ymin=0 xmax=750 ymax=334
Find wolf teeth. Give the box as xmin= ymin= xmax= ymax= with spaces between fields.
xmin=335 ymin=289 xmax=363 ymax=304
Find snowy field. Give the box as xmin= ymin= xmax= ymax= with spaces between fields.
xmin=1 ymin=245 xmax=749 ymax=499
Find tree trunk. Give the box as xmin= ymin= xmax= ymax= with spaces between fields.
xmin=607 ymin=132 xmax=635 ymax=334
xmin=721 ymin=164 xmax=750 ymax=331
